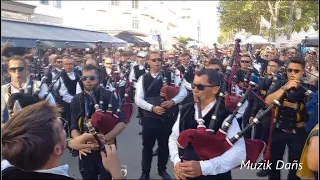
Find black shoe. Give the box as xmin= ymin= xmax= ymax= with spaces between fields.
xmin=158 ymin=171 xmax=172 ymax=180
xmin=139 ymin=173 xmax=150 ymax=180
xmin=139 ymin=131 xmax=143 ymax=135
xmin=153 ymin=148 xmax=159 ymax=156
xmin=256 ymin=169 xmax=268 ymax=177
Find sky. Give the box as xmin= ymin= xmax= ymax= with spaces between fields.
xmin=188 ymin=1 xmax=220 ymax=45
xmin=165 ymin=1 xmax=220 ymax=45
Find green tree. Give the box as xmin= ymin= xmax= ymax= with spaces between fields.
xmin=176 ymin=36 xmax=192 ymax=45
xmin=217 ymin=1 xmax=318 ymax=42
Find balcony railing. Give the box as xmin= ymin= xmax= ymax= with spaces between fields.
xmin=1 ymin=11 xmax=30 ymax=21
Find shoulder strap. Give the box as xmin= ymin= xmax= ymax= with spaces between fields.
xmin=146 ymin=73 xmax=162 ymax=92
xmin=28 ymin=80 xmax=34 ymax=95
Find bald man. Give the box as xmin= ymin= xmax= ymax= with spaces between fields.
xmin=86 ymin=59 xmax=98 ymax=67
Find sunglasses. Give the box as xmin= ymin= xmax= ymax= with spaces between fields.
xmin=137 ymin=56 xmax=144 ymax=58
xmin=9 ymin=67 xmax=24 ymax=72
xmin=57 ymin=61 xmax=63 ymax=64
xmin=105 ymin=63 xmax=112 ymax=65
xmin=241 ymin=61 xmax=250 ymax=64
xmin=287 ymin=68 xmax=301 ymax=74
xmin=149 ymin=58 xmax=162 ymax=62
xmin=192 ymin=83 xmax=215 ymax=91
xmin=81 ymin=75 xmax=98 ymax=81
xmin=308 ymin=52 xmax=316 ymax=55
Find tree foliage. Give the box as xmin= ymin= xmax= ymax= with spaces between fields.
xmin=217 ymin=1 xmax=319 ymax=43
xmin=176 ymin=36 xmax=192 ymax=45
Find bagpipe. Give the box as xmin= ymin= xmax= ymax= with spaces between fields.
xmin=177 ymin=93 xmax=281 ymax=164
xmin=83 ymin=41 xmax=133 ymax=139
xmin=222 ymin=39 xmax=242 ymax=111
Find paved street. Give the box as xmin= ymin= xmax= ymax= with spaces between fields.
xmin=61 ymin=105 xmax=292 ymax=179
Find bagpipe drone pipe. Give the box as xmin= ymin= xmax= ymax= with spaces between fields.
xmin=223 ymin=39 xmax=243 ymax=111
xmin=176 ymin=74 xmax=284 ymax=164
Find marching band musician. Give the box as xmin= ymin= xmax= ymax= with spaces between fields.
xmin=168 ymin=68 xmax=246 ymax=180
xmin=233 ymin=54 xmax=259 ymax=136
xmin=117 ymin=52 xmax=131 ymax=100
xmin=177 ymin=52 xmax=196 ymax=105
xmin=129 ymin=51 xmax=147 ymax=89
xmin=1 ymin=56 xmax=56 ymax=127
xmin=58 ymin=56 xmax=80 ymax=130
xmin=250 ymin=59 xmax=282 ymax=177
xmin=206 ymin=58 xmax=223 ymax=72
xmin=129 ymin=51 xmax=147 ymax=126
xmin=70 ymin=64 xmax=126 ymax=180
xmin=135 ymin=51 xmax=187 ymax=180
xmin=265 ymin=57 xmax=316 ymax=180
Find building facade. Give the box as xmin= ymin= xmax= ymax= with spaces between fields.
xmin=3 ymin=0 xmax=206 ymax=49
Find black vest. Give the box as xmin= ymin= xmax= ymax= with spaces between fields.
xmin=2 ymin=166 xmax=74 ymax=180
xmin=142 ymin=72 xmax=171 ymax=98
xmin=178 ymin=65 xmax=194 ymax=83
xmin=60 ymin=71 xmax=79 ymax=96
xmin=133 ymin=65 xmax=146 ymax=81
xmin=139 ymin=72 xmax=176 ymax=127
xmin=179 ymin=102 xmax=232 ymax=180
xmin=275 ymin=80 xmax=309 ymax=131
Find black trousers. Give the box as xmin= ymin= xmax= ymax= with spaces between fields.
xmin=141 ymin=119 xmax=172 ymax=174
xmin=268 ymin=129 xmax=307 ymax=180
xmin=253 ymin=115 xmax=271 ymax=143
xmin=242 ymin=104 xmax=254 ymax=139
xmin=78 ymin=150 xmax=112 ymax=180
xmin=118 ymin=86 xmax=125 ymax=100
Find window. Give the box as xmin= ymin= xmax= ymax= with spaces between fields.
xmin=40 ymin=0 xmax=49 ymax=5
xmin=132 ymin=0 xmax=139 ymax=9
xmin=53 ymin=0 xmax=61 ymax=8
xmin=111 ymin=0 xmax=119 ymax=6
xmin=132 ymin=17 xmax=139 ymax=29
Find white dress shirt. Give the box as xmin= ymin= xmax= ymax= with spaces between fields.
xmin=129 ymin=64 xmax=145 ymax=88
xmin=175 ymin=67 xmax=192 ymax=91
xmin=1 ymin=79 xmax=56 ymax=120
xmin=57 ymin=72 xmax=76 ymax=104
xmin=135 ymin=72 xmax=187 ymax=112
xmin=168 ymin=100 xmax=246 ymax=176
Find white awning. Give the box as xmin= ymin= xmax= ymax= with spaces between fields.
xmin=138 ymin=36 xmax=158 ymax=45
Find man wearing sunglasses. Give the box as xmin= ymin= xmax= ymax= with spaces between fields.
xmin=249 ymin=59 xmax=282 ymax=177
xmin=135 ymin=51 xmax=187 ymax=180
xmin=265 ymin=58 xmax=317 ymax=180
xmin=70 ymin=64 xmax=126 ymax=180
xmin=206 ymin=58 xmax=222 ymax=72
xmin=177 ymin=52 xmax=196 ymax=105
xmin=169 ymin=68 xmax=246 ymax=180
xmin=1 ymin=56 xmax=56 ymax=127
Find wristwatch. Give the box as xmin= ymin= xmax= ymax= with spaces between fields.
xmin=66 ymin=138 xmax=72 ymax=150
xmin=171 ymin=100 xmax=176 ymax=105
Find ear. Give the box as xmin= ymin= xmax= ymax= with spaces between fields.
xmin=52 ymin=143 xmax=63 ymax=156
xmin=212 ymin=86 xmax=220 ymax=96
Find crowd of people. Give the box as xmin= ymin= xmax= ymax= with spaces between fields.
xmin=1 ymin=39 xmax=319 ymax=180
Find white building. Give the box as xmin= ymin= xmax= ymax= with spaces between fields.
xmin=6 ymin=1 xmax=183 ymax=49
xmin=3 ymin=0 xmax=210 ymax=49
